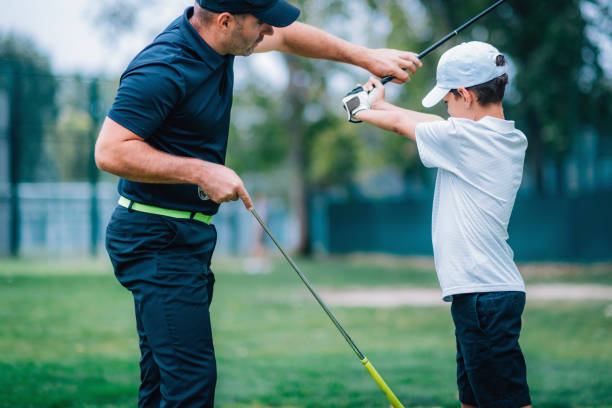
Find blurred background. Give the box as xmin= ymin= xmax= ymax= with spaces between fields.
xmin=1 ymin=0 xmax=611 ymax=407
xmin=1 ymin=0 xmax=611 ymax=259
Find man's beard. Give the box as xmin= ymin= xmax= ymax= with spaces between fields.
xmin=244 ymin=36 xmax=264 ymax=56
xmin=229 ymin=29 xmax=263 ymax=56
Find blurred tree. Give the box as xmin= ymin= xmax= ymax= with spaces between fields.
xmin=342 ymin=0 xmax=438 ymax=190
xmin=373 ymin=0 xmax=612 ymax=195
xmin=46 ymin=75 xmax=108 ymax=182
xmin=228 ymin=52 xmax=364 ymax=254
xmin=228 ymin=0 xmax=385 ymax=253
xmin=53 ymin=105 xmax=93 ymax=181
xmin=226 ymin=83 xmax=291 ymax=175
xmin=91 ymin=0 xmax=612 ymax=254
xmin=497 ymin=0 xmax=612 ymax=194
xmin=94 ymin=0 xmax=375 ymax=254
xmin=93 ymin=0 xmax=143 ymax=40
xmin=0 ymin=34 xmax=58 ymax=182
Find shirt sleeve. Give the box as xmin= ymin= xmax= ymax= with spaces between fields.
xmin=414 ymin=119 xmax=461 ymax=173
xmin=108 ymin=62 xmax=185 ymax=139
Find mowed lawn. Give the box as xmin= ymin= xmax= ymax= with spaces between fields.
xmin=1 ymin=256 xmax=611 ymax=407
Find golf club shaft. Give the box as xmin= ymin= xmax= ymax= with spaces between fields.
xmin=250 ymin=208 xmax=405 ymax=408
xmin=345 ymin=0 xmax=506 ymax=96
xmin=380 ymin=0 xmax=506 ymax=85
xmin=250 ymin=208 xmax=363 ymax=359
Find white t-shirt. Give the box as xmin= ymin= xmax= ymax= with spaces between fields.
xmin=415 ymin=116 xmax=527 ymax=301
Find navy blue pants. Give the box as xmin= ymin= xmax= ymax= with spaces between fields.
xmin=451 ymin=291 xmax=531 ymax=408
xmin=106 ymin=206 xmax=217 ymax=407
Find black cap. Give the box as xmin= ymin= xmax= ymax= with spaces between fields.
xmin=197 ymin=0 xmax=300 ymax=27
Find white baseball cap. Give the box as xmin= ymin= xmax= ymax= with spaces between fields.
xmin=422 ymin=41 xmax=508 ymax=108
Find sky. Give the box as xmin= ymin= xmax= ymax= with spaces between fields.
xmin=0 ymin=0 xmax=288 ymax=83
xmin=1 ymin=0 xmax=610 ymax=80
xmin=1 ymin=0 xmax=136 ymax=75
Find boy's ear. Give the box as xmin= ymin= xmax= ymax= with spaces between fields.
xmin=457 ymin=88 xmax=474 ymax=106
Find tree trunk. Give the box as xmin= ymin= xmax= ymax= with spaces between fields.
xmin=527 ymin=112 xmax=544 ymax=195
xmin=554 ymin=153 xmax=566 ymax=196
xmin=285 ymin=56 xmax=311 ymax=255
xmin=8 ymin=69 xmax=22 ymax=256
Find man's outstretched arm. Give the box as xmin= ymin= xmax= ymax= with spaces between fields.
xmin=255 ymin=22 xmax=422 ymax=83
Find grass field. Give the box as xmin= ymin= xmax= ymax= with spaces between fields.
xmin=1 ymin=256 xmax=611 ymax=407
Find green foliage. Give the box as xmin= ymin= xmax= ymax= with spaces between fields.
xmin=91 ymin=0 xmax=612 ymax=192
xmin=0 ymin=34 xmax=58 ymax=182
xmin=52 ymin=106 xmax=93 ymax=181
xmin=415 ymin=0 xmax=612 ymax=191
xmin=227 ymin=83 xmax=291 ymax=174
xmin=231 ymin=0 xmax=612 ymax=194
xmin=228 ymin=0 xmax=381 ymax=191
xmin=92 ymin=0 xmax=143 ymax=40
xmin=308 ymin=116 xmax=360 ymax=188
xmin=44 ymin=76 xmax=100 ymax=182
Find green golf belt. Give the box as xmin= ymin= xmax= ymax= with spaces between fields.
xmin=118 ymin=196 xmax=213 ymax=225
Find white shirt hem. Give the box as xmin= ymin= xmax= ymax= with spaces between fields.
xmin=442 ymin=284 xmax=526 ymax=302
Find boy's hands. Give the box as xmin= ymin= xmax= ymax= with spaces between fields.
xmin=341 ymin=76 xmax=387 ymax=123
xmin=341 ymin=90 xmax=371 ymax=123
xmin=361 ymin=76 xmax=385 ymax=109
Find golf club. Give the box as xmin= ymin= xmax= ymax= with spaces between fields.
xmin=345 ymin=0 xmax=506 ymax=97
xmin=250 ymin=208 xmax=406 ymax=408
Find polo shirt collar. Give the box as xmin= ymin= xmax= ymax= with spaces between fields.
xmin=179 ymin=7 xmax=227 ymax=70
xmin=479 ymin=115 xmax=516 ymax=133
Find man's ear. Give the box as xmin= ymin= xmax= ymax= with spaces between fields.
xmin=217 ymin=12 xmax=232 ymax=31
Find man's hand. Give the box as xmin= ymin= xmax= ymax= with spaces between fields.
xmin=198 ymin=162 xmax=253 ymax=211
xmin=362 ymin=49 xmax=422 ymax=84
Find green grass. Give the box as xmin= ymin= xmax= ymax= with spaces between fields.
xmin=1 ymin=256 xmax=611 ymax=407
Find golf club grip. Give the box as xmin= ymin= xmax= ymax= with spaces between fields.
xmin=378 ymin=0 xmax=506 ymax=86
xmin=362 ymin=358 xmax=405 ymax=408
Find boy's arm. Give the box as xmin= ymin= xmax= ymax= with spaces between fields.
xmin=355 ymin=103 xmax=443 ymax=140
xmin=255 ymin=22 xmax=421 ymax=83
xmin=351 ymin=76 xmax=443 ymax=140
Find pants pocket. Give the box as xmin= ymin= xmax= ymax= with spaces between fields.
xmin=105 ymin=206 xmax=178 ymax=286
xmin=151 ymin=220 xmax=217 ymax=305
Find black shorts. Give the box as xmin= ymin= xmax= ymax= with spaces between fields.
xmin=451 ymin=291 xmax=531 ymax=408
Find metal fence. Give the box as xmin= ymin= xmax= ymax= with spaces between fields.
xmin=2 ymin=181 xmax=611 ymax=261
xmin=313 ymin=191 xmax=612 ymax=262
xmin=1 ymin=66 xmax=611 ymax=261
xmin=0 ymin=66 xmax=300 ymax=258
xmin=0 ymin=182 xmax=297 ymax=257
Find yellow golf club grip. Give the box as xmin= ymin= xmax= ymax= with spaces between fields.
xmin=361 ymin=358 xmax=405 ymax=408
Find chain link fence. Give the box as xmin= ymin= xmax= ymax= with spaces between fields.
xmin=1 ymin=65 xmax=611 ymax=259
xmin=0 ymin=68 xmax=296 ymax=258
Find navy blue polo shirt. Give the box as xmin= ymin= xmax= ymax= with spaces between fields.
xmin=108 ymin=6 xmax=234 ymax=214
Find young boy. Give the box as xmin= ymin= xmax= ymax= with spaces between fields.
xmin=344 ymin=41 xmax=531 ymax=408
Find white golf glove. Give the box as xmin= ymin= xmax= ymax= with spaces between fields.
xmin=342 ymin=89 xmax=372 ymax=123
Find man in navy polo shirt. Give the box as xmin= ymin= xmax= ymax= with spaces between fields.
xmin=95 ymin=1 xmax=422 ymax=406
